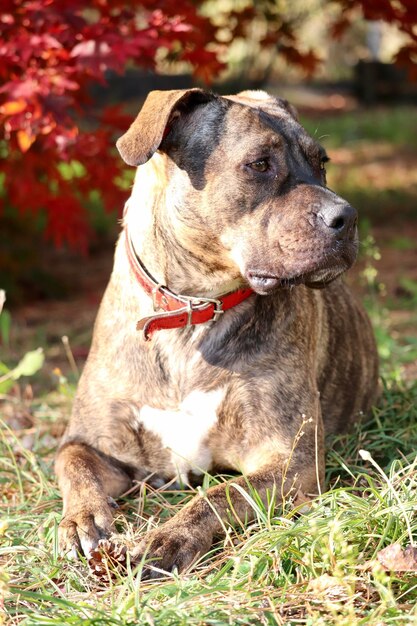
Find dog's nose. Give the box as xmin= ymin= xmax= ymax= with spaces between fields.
xmin=318 ymin=203 xmax=357 ymax=237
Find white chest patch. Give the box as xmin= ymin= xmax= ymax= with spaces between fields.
xmin=137 ymin=388 xmax=224 ymax=484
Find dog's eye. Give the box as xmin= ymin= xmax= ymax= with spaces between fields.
xmin=248 ymin=159 xmax=269 ymax=173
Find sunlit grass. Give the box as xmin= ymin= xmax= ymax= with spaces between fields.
xmin=302 ymin=106 xmax=417 ymax=149
xmin=301 ymin=106 xmax=417 ymax=223
xmin=2 ymin=377 xmax=417 ymax=625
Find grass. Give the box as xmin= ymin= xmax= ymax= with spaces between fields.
xmin=302 ymin=106 xmax=417 ymax=149
xmin=2 ymin=378 xmax=417 ymax=625
xmin=302 ymin=106 xmax=417 ymax=221
xmin=2 ymin=102 xmax=417 ymax=624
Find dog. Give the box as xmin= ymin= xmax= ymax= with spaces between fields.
xmin=55 ymin=88 xmax=379 ymax=578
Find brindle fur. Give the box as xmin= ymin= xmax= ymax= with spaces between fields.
xmin=56 ymin=89 xmax=379 ymax=578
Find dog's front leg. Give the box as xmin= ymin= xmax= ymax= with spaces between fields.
xmin=131 ymin=435 xmax=323 ymax=579
xmin=55 ymin=442 xmax=131 ymax=557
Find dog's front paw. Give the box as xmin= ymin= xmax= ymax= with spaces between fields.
xmin=58 ymin=496 xmax=116 ymax=559
xmin=131 ymin=518 xmax=213 ymax=579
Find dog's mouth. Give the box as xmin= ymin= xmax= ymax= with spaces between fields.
xmin=246 ymin=272 xmax=302 ymax=294
xmin=246 ymin=266 xmax=347 ymax=295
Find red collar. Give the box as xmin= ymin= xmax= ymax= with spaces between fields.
xmin=125 ymin=227 xmax=254 ymax=341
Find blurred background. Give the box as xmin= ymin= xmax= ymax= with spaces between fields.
xmin=1 ymin=0 xmax=417 ymax=417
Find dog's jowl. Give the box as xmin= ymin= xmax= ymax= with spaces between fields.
xmin=55 ymin=89 xmax=379 ymax=577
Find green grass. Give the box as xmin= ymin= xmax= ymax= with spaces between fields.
xmin=302 ymin=106 xmax=417 ymax=222
xmin=2 ymin=378 xmax=417 ymax=625
xmin=302 ymin=106 xmax=417 ymax=149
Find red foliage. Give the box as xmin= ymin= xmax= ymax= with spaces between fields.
xmin=0 ymin=0 xmax=225 ymax=250
xmin=1 ymin=0 xmax=416 ymax=252
xmin=331 ymin=0 xmax=417 ymax=71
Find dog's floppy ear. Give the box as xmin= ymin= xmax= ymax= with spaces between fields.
xmin=275 ymin=97 xmax=299 ymax=122
xmin=116 ymin=88 xmax=215 ymax=167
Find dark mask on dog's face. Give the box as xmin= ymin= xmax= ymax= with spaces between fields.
xmin=118 ymin=89 xmax=358 ymax=296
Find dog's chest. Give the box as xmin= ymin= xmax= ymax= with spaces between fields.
xmin=135 ymin=388 xmax=224 ymax=484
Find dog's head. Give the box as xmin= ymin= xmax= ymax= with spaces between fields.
xmin=117 ymin=89 xmax=358 ymax=295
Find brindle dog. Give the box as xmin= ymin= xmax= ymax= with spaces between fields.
xmin=56 ymin=89 xmax=378 ymax=577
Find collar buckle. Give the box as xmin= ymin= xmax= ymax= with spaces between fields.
xmin=125 ymin=225 xmax=252 ymax=339
xmin=152 ymin=283 xmax=166 ymax=312
xmin=182 ymin=295 xmax=224 ymax=325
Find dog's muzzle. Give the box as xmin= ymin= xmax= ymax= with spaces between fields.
xmin=317 ymin=202 xmax=357 ymax=239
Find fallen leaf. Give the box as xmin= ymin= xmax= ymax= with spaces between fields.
xmin=377 ymin=543 xmax=417 ymax=572
xmin=308 ymin=574 xmax=349 ymax=601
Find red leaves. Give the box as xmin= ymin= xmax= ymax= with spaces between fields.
xmin=2 ymin=0 xmax=416 ymax=251
xmin=183 ymin=49 xmax=226 ymax=84
xmin=279 ymin=47 xmax=320 ymax=76
xmin=44 ymin=196 xmax=92 ymax=252
xmin=330 ymin=0 xmax=417 ymax=69
xmin=395 ymin=43 xmax=417 ymax=79
xmin=0 ymin=0 xmax=226 ymax=250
